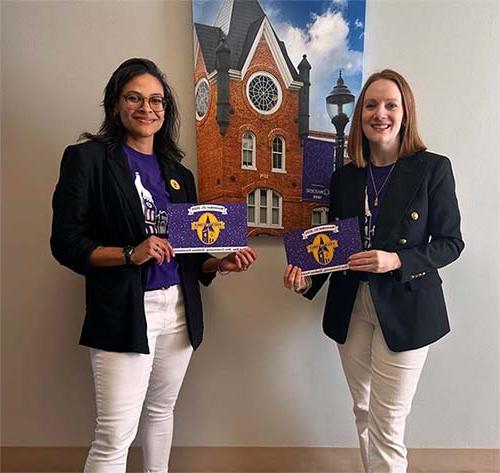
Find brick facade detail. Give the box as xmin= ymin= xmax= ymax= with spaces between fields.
xmin=195 ymin=36 xmax=320 ymax=237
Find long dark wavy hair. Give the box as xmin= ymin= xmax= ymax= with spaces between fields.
xmin=80 ymin=58 xmax=184 ymax=162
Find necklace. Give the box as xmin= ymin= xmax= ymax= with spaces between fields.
xmin=368 ymin=161 xmax=396 ymax=207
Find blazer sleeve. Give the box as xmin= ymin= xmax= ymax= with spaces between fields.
xmin=182 ymin=166 xmax=217 ymax=287
xmin=50 ymin=145 xmax=102 ymax=276
xmin=396 ymin=156 xmax=465 ymax=283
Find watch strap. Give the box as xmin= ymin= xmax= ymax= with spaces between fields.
xmin=123 ymin=245 xmax=135 ymax=265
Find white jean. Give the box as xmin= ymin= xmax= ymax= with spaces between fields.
xmin=338 ymin=282 xmax=429 ymax=473
xmin=84 ymin=285 xmax=193 ymax=473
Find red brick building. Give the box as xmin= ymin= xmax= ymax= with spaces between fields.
xmin=194 ymin=0 xmax=331 ymax=236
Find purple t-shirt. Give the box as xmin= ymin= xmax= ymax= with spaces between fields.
xmin=363 ymin=162 xmax=395 ymax=250
xmin=123 ymin=144 xmax=181 ymax=290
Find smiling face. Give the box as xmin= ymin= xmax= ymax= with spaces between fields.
xmin=116 ymin=73 xmax=165 ymax=150
xmin=361 ymin=79 xmax=405 ymax=154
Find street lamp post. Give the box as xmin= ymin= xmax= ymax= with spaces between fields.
xmin=326 ymin=70 xmax=355 ymax=172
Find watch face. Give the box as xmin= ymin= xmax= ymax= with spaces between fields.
xmin=195 ymin=78 xmax=210 ymax=120
xmin=123 ymin=245 xmax=134 ymax=262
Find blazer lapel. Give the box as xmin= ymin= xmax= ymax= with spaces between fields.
xmin=373 ymin=153 xmax=427 ymax=246
xmin=106 ymin=145 xmax=145 ymax=236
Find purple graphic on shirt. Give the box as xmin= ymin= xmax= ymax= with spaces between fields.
xmin=167 ymin=203 xmax=248 ymax=253
xmin=132 ymin=171 xmax=168 ymax=235
xmin=283 ymin=217 xmax=362 ymax=276
xmin=124 ymin=144 xmax=180 ymax=290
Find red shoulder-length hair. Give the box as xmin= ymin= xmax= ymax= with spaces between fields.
xmin=347 ymin=69 xmax=426 ymax=168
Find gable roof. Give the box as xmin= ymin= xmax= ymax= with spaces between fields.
xmin=237 ymin=17 xmax=265 ymax=70
xmin=222 ymin=0 xmax=265 ymax=70
xmin=194 ymin=23 xmax=224 ymax=73
xmin=277 ymin=39 xmax=300 ymax=81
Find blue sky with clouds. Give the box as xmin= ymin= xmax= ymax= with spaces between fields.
xmin=193 ymin=0 xmax=366 ymax=132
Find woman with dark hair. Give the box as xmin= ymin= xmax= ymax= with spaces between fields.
xmin=284 ymin=69 xmax=464 ymax=472
xmin=51 ymin=58 xmax=256 ymax=472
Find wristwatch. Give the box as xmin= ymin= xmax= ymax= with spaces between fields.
xmin=123 ymin=245 xmax=135 ymax=265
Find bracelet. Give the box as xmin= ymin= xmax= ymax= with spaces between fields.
xmin=217 ymin=257 xmax=230 ymax=275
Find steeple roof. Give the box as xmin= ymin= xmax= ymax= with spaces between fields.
xmin=213 ymin=0 xmax=235 ymax=36
xmin=195 ymin=0 xmax=299 ymax=80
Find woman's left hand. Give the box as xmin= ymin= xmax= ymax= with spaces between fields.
xmin=219 ymin=247 xmax=257 ymax=273
xmin=348 ymin=250 xmax=401 ymax=273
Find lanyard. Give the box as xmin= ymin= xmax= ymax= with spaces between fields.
xmin=363 ymin=186 xmax=374 ymax=250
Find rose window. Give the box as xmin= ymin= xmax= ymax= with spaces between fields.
xmin=247 ymin=73 xmax=281 ymax=114
xmin=195 ymin=79 xmax=210 ymax=120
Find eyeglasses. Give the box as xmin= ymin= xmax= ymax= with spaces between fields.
xmin=121 ymin=93 xmax=166 ymax=112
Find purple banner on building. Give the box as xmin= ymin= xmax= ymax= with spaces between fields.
xmin=283 ymin=217 xmax=362 ymax=276
xmin=167 ymin=203 xmax=248 ymax=253
xmin=302 ymin=137 xmax=335 ymax=204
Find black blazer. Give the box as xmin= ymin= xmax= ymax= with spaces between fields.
xmin=306 ymin=151 xmax=464 ymax=352
xmin=51 ymin=141 xmax=215 ymax=354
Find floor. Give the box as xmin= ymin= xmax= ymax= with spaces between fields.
xmin=4 ymin=468 xmax=492 ymax=473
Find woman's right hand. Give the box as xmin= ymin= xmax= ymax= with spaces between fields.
xmin=131 ymin=235 xmax=175 ymax=266
xmin=283 ymin=264 xmax=308 ymax=293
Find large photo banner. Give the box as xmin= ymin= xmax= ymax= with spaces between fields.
xmin=192 ymin=0 xmax=365 ymax=236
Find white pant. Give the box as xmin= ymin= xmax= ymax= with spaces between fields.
xmin=338 ymin=282 xmax=429 ymax=473
xmin=84 ymin=285 xmax=193 ymax=473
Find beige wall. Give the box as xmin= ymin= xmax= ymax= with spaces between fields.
xmin=0 ymin=0 xmax=198 ymax=445
xmin=2 ymin=0 xmax=499 ymax=448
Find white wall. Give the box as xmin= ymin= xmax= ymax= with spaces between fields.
xmin=2 ymin=0 xmax=499 ymax=448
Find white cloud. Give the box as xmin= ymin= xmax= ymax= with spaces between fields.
xmin=355 ymin=18 xmax=364 ymax=29
xmin=260 ymin=1 xmax=282 ymax=24
xmin=331 ymin=0 xmax=348 ymax=8
xmin=271 ymin=8 xmax=363 ymax=132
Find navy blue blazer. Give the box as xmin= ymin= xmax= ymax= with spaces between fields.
xmin=306 ymin=151 xmax=464 ymax=352
xmin=51 ymin=141 xmax=215 ymax=353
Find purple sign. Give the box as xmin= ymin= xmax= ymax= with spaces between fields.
xmin=167 ymin=203 xmax=247 ymax=253
xmin=283 ymin=217 xmax=362 ymax=276
xmin=302 ymin=137 xmax=335 ymax=204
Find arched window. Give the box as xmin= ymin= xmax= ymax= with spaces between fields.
xmin=272 ymin=136 xmax=285 ymax=172
xmin=242 ymin=132 xmax=256 ymax=169
xmin=311 ymin=207 xmax=329 ymax=226
xmin=247 ymin=188 xmax=282 ymax=227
